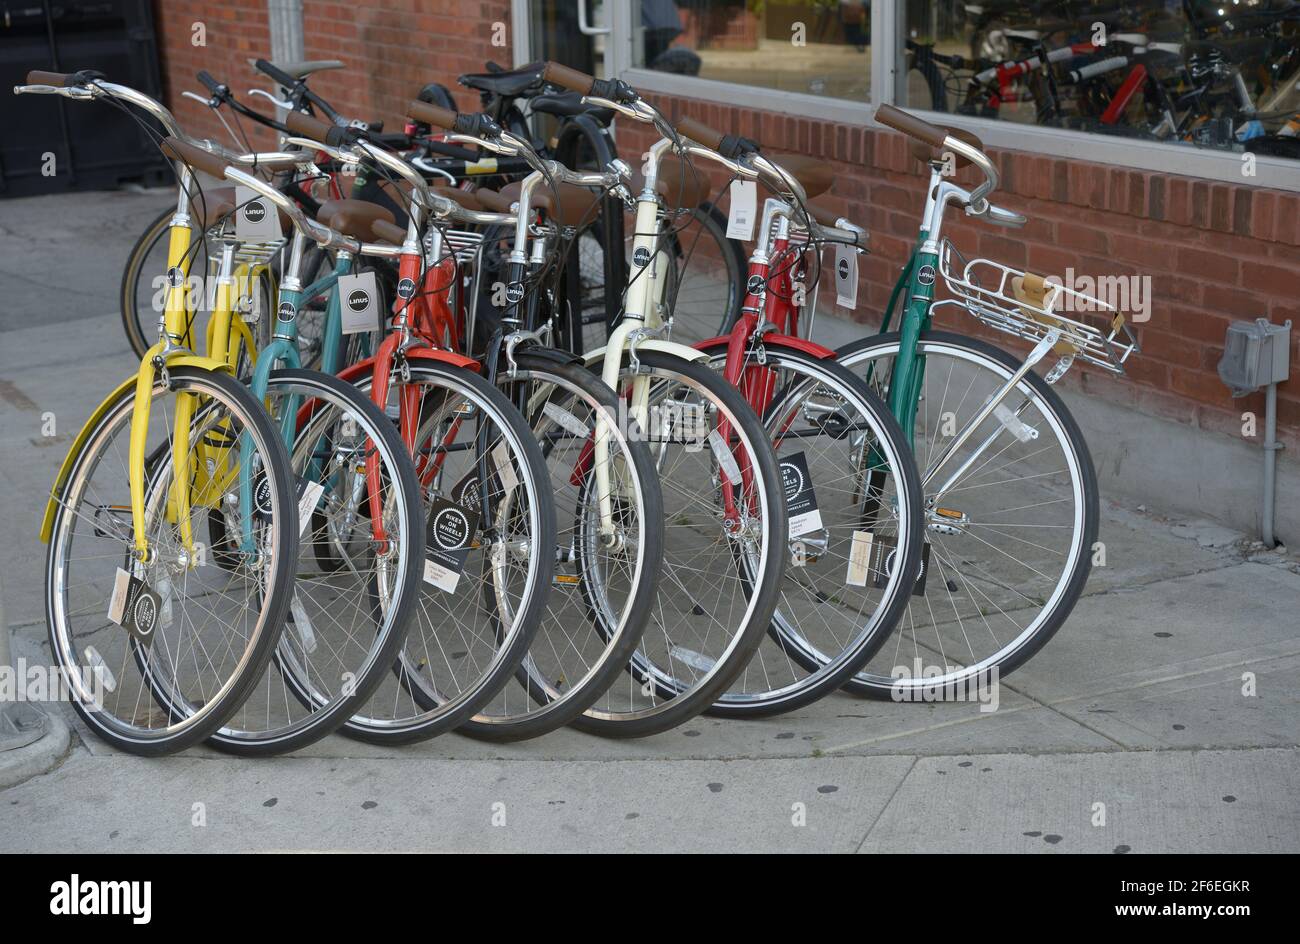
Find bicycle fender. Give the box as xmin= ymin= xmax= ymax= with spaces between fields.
xmin=514 ymin=345 xmax=583 ymax=368
xmin=336 ymin=347 xmax=479 ymax=384
xmin=39 ymin=355 xmax=232 ymax=543
xmin=40 ymin=377 xmax=137 ymax=543
xmin=582 ymin=339 xmax=710 ymax=370
xmin=694 ymin=334 xmax=836 ymax=359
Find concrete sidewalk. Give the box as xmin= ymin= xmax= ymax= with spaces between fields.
xmin=1 ymin=190 xmax=1297 ymax=853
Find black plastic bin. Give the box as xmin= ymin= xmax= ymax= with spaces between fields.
xmin=0 ymin=0 xmax=169 ymax=197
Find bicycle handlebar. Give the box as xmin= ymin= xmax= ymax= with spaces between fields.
xmin=675 ymin=116 xmax=724 ymax=150
xmin=874 ymin=104 xmax=947 ymax=148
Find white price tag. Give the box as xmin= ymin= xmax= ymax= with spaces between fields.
xmin=338 ymin=271 xmax=380 ymax=335
xmin=726 ymin=179 xmax=757 ymax=242
xmin=834 ymin=243 xmax=858 ymax=310
xmin=234 ymin=186 xmax=282 ymax=240
xmin=846 ymin=530 xmax=874 ymax=587
xmin=297 ymin=479 xmax=327 ymax=536
xmin=707 ymin=429 xmax=742 ymax=486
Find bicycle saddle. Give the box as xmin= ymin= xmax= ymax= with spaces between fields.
xmin=317 ymin=198 xmax=397 ymax=242
xmin=495 ymin=179 xmax=604 ymax=228
xmin=458 ymin=62 xmax=546 ymax=97
xmin=759 ymin=154 xmax=835 ymax=200
xmin=247 ymin=58 xmax=344 ymax=79
xmin=530 ymin=91 xmax=615 ymax=126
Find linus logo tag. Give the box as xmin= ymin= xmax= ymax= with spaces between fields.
xmin=243 ymin=200 xmax=266 ymax=223
xmin=347 ymin=289 xmax=370 ymax=312
xmin=50 ymin=875 xmax=151 ymax=924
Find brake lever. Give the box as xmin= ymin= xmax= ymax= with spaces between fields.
xmin=248 ymin=88 xmax=295 ymax=110
xmin=182 ymin=90 xmax=216 ymax=108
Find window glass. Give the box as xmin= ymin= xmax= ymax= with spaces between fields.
xmin=903 ymin=0 xmax=1300 ymax=160
xmin=636 ymin=0 xmax=873 ymax=101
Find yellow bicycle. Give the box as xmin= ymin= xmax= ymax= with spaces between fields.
xmin=20 ymin=70 xmax=300 ymax=755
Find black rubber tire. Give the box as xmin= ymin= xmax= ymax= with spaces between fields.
xmin=338 ymin=360 xmax=557 ymax=744
xmin=204 ymin=368 xmax=424 ymax=756
xmin=570 ymin=350 xmax=787 ymax=738
xmin=457 ymin=356 xmax=665 ymax=742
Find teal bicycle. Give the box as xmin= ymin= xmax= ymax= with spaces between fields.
xmin=828 ymin=105 xmax=1139 ymax=699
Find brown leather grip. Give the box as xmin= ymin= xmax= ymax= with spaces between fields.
xmin=675 ymin=116 xmax=725 ymax=150
xmin=474 ymin=188 xmax=516 ymax=213
xmin=541 ymin=61 xmax=595 ymax=94
xmin=27 ymin=70 xmax=76 ymax=87
xmin=372 ymin=220 xmax=407 ymax=244
xmin=284 ymin=109 xmax=333 ymax=141
xmin=160 ymin=137 xmax=231 ymax=179
xmin=407 ymin=100 xmax=458 ymax=130
xmin=874 ymin=103 xmax=947 ymax=148
xmin=808 ymin=202 xmax=843 ymax=229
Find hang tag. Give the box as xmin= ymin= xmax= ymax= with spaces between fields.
xmin=780 ymin=452 xmax=823 ymax=538
xmin=422 ymin=497 xmax=480 ymax=593
xmin=542 ymin=401 xmax=590 ymax=438
xmin=707 ymin=429 xmax=742 ymax=486
xmin=726 ymin=180 xmax=757 ymax=241
xmin=834 ymin=243 xmax=858 ymax=309
xmin=867 ymin=535 xmax=931 ymax=596
xmin=297 ymin=479 xmax=327 ymax=536
xmin=338 ymin=271 xmax=380 ymax=335
xmin=235 ymin=186 xmax=282 ymax=240
xmin=846 ymin=531 xmax=874 ymax=586
xmin=449 ymin=471 xmax=481 ymax=513
xmin=108 ymin=567 xmax=162 ymax=648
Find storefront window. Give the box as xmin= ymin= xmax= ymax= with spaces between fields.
xmin=902 ymin=0 xmax=1300 ymax=160
xmin=636 ymin=0 xmax=873 ymax=101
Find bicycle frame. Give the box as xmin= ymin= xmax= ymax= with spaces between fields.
xmin=585 ymin=137 xmax=739 ymax=533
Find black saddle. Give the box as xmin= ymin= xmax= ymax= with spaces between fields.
xmin=458 ymin=62 xmax=546 ymax=98
xmin=529 ymin=91 xmax=614 ymax=126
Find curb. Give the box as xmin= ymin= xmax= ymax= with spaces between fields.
xmin=0 ymin=706 xmax=72 ymax=791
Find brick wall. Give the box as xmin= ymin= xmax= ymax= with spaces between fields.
xmin=154 ymin=0 xmax=509 ymax=147
xmin=149 ymin=2 xmax=1299 ymax=452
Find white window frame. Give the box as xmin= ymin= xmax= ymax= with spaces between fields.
xmin=513 ymin=0 xmax=1300 ymax=193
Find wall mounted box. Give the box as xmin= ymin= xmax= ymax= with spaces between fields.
xmin=1217 ymin=319 xmax=1292 ymax=397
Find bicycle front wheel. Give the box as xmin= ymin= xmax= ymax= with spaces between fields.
xmin=836 ymin=330 xmax=1099 ymax=698
xmin=341 ymin=361 xmax=556 ymax=744
xmin=459 ymin=355 xmax=665 ymax=742
xmin=45 ymin=367 xmax=298 ymax=755
xmin=696 ymin=342 xmax=924 ymax=716
xmin=203 ymin=369 xmax=424 ymax=756
xmin=574 ymin=350 xmax=787 ymax=737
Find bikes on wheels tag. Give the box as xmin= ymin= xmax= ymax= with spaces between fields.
xmin=859 ymin=534 xmax=930 ymax=596
xmin=780 ymin=451 xmax=823 ymax=538
xmin=108 ymin=567 xmax=162 ymax=648
xmin=423 ymin=497 xmax=480 ymax=593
